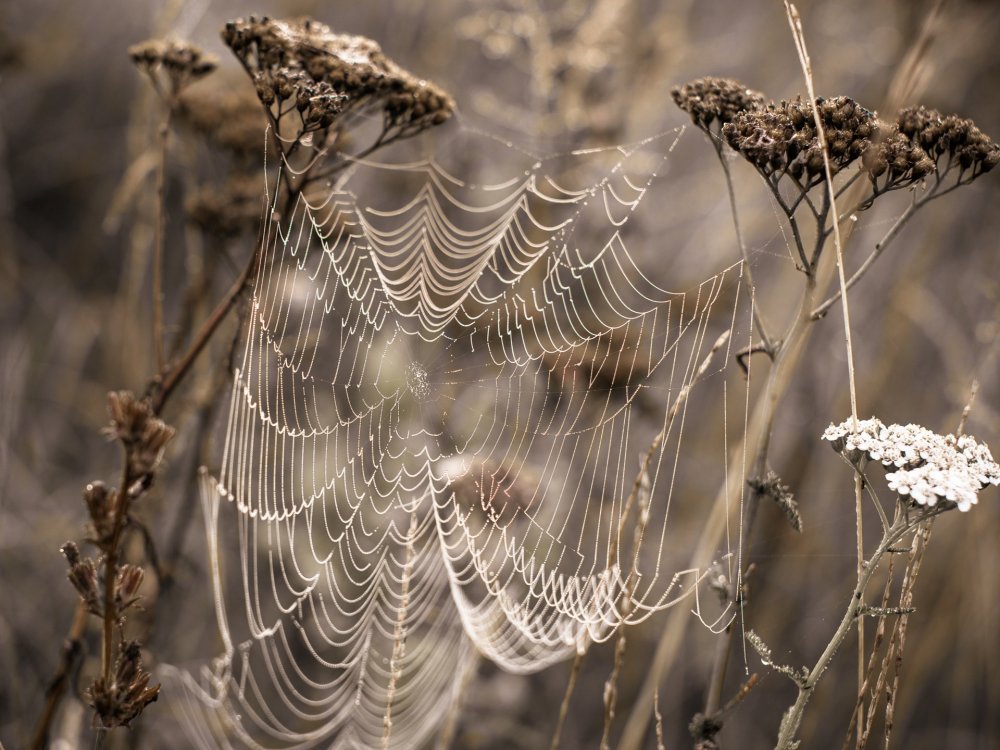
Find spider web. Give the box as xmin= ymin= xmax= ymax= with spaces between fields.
xmin=162 ymin=126 xmax=753 ymax=749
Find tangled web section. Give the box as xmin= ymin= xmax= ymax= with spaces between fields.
xmin=164 ymin=127 xmax=752 ymax=749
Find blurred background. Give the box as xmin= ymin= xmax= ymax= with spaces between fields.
xmin=1 ymin=0 xmax=999 ymax=748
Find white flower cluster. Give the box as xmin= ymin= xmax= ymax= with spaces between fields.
xmin=822 ymin=417 xmax=1000 ymax=512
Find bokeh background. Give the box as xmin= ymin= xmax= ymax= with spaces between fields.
xmin=2 ymin=0 xmax=999 ymax=748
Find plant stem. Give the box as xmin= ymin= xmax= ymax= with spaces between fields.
xmin=102 ymin=449 xmax=134 ymax=682
xmin=152 ymin=234 xmax=260 ymax=414
xmin=619 ymin=264 xmax=827 ymax=750
xmin=811 ymin=200 xmax=920 ymax=319
xmin=773 ymin=511 xmax=933 ymax=750
xmin=549 ymin=648 xmax=586 ymax=750
xmin=29 ymin=601 xmax=88 ymax=750
xmin=717 ymin=148 xmax=774 ymax=354
xmin=152 ymin=103 xmax=172 ymax=373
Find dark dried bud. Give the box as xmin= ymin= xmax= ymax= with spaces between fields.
xmin=106 ymin=392 xmax=175 ymax=479
xmin=62 ymin=542 xmax=102 ymax=616
xmin=723 ymin=95 xmax=876 ymax=187
xmin=897 ymin=105 xmax=999 ymax=183
xmin=128 ymin=38 xmax=217 ymax=96
xmin=83 ymin=481 xmax=117 ymax=543
xmin=861 ymin=122 xmax=935 ymax=199
xmin=748 ymin=472 xmax=801 ymax=532
xmin=116 ymin=564 xmax=145 ymax=614
xmin=220 ymin=16 xmax=453 ymax=140
xmin=671 ymin=77 xmax=765 ymax=132
xmin=61 ymin=540 xmax=81 ymax=566
xmin=88 ymin=641 xmax=160 ymax=728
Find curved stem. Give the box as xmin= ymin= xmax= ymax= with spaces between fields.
xmin=774 ymin=191 xmax=812 ymax=274
xmin=773 ymin=511 xmax=932 ymax=750
xmin=152 ymin=233 xmax=260 ymax=414
xmin=717 ymin=149 xmax=774 ymax=354
xmin=152 ymin=103 xmax=173 ymax=373
xmin=29 ymin=602 xmax=88 ymax=750
xmin=811 ymin=200 xmax=920 ymax=319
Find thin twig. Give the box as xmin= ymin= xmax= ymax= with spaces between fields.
xmin=811 ymin=199 xmax=920 ymax=319
xmin=152 ymin=232 xmax=261 ymax=413
xmin=773 ymin=509 xmax=941 ymax=750
xmin=152 ymin=102 xmax=173 ymax=373
xmin=784 ymin=7 xmax=865 ymax=735
xmin=29 ymin=602 xmax=88 ymax=750
xmin=102 ymin=447 xmax=133 ymax=681
xmin=549 ymin=648 xmax=586 ymax=750
xmin=653 ymin=689 xmax=666 ymax=750
xmin=716 ymin=147 xmax=774 ymax=353
xmin=957 ymin=379 xmax=979 ymax=437
xmin=883 ymin=522 xmax=932 ymax=749
xmin=773 ymin=192 xmax=812 ymax=273
xmin=842 ymin=514 xmax=898 ymax=750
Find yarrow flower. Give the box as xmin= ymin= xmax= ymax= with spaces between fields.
xmin=723 ymin=96 xmax=877 ymax=185
xmin=222 ymin=16 xmax=454 ymax=138
xmin=897 ymin=105 xmax=1000 ymax=181
xmin=860 ymin=122 xmax=935 ymax=199
xmin=671 ymin=77 xmax=765 ymax=132
xmin=822 ymin=417 xmax=1000 ymax=512
xmin=128 ymin=38 xmax=217 ymax=96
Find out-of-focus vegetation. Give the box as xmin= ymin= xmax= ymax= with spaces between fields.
xmin=2 ymin=0 xmax=999 ymax=748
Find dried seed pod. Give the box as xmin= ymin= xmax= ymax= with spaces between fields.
xmin=221 ymin=16 xmax=454 ymax=140
xmin=723 ymin=96 xmax=877 ymax=186
xmin=671 ymin=77 xmax=765 ymax=132
xmin=897 ymin=105 xmax=1000 ymax=182
xmin=128 ymin=38 xmax=217 ymax=95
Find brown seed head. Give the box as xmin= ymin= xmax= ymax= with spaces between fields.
xmin=83 ymin=481 xmax=117 ymax=543
xmin=129 ymin=38 xmax=217 ymax=96
xmin=723 ymin=96 xmax=877 ymax=184
xmin=88 ymin=641 xmax=160 ymax=728
xmin=62 ymin=542 xmax=103 ymax=616
xmin=106 ymin=391 xmax=175 ymax=479
xmin=186 ymin=174 xmax=264 ymax=240
xmin=177 ymin=85 xmax=268 ymax=160
xmin=115 ymin=564 xmax=145 ymax=614
xmin=222 ymin=16 xmax=454 ymax=138
xmin=671 ymin=77 xmax=765 ymax=132
xmin=861 ymin=121 xmax=935 ymax=194
xmin=748 ymin=471 xmax=801 ymax=533
xmin=897 ymin=105 xmax=1000 ymax=180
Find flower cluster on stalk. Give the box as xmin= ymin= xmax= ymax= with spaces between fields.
xmin=823 ymin=417 xmax=1000 ymax=512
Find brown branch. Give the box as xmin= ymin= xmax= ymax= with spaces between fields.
xmin=152 ymin=102 xmax=173 ymax=373
xmin=30 ymin=602 xmax=88 ymax=750
xmin=152 ymin=235 xmax=260 ymax=414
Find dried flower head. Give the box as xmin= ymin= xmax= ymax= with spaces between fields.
xmin=861 ymin=122 xmax=935 ymax=197
xmin=222 ymin=16 xmax=454 ymax=139
xmin=83 ymin=481 xmax=117 ymax=543
xmin=62 ymin=542 xmax=102 ymax=616
xmin=115 ymin=564 xmax=145 ymax=615
xmin=129 ymin=38 xmax=217 ymax=96
xmin=177 ymin=86 xmax=268 ymax=160
xmin=671 ymin=77 xmax=765 ymax=132
xmin=88 ymin=641 xmax=160 ymax=728
xmin=748 ymin=471 xmax=801 ymax=532
xmin=105 ymin=391 xmax=175 ymax=479
xmin=897 ymin=105 xmax=1000 ymax=182
xmin=823 ymin=417 xmax=1000 ymax=512
xmin=186 ymin=174 xmax=263 ymax=240
xmin=723 ymin=96 xmax=877 ymax=186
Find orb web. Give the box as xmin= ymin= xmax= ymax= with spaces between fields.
xmin=161 ymin=125 xmax=754 ymax=749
